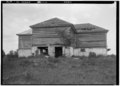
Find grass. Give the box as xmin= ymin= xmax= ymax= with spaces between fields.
xmin=2 ymin=55 xmax=116 ymax=84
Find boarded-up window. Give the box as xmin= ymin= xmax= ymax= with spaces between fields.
xmin=81 ymin=48 xmax=85 ymax=52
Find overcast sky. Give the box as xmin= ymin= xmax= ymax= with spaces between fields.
xmin=3 ymin=2 xmax=116 ymax=54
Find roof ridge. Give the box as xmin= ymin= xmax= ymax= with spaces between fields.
xmin=30 ymin=17 xmax=73 ymax=28
xmin=74 ymin=23 xmax=108 ymax=33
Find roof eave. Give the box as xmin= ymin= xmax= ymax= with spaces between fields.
xmin=76 ymin=30 xmax=108 ymax=34
xmin=17 ymin=34 xmax=32 ymax=36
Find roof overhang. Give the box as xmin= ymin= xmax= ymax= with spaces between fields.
xmin=76 ymin=30 xmax=108 ymax=34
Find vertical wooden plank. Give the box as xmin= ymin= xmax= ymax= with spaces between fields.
xmin=48 ymin=46 xmax=55 ymax=57
xmin=62 ymin=46 xmax=65 ymax=56
xmin=70 ymin=47 xmax=73 ymax=56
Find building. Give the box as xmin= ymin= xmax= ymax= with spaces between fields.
xmin=17 ymin=18 xmax=108 ymax=57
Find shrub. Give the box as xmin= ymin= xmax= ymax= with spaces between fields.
xmin=32 ymin=54 xmax=46 ymax=58
xmin=89 ymin=52 xmax=96 ymax=58
xmin=19 ymin=59 xmax=32 ymax=67
xmin=48 ymin=58 xmax=60 ymax=64
xmin=25 ymin=71 xmax=33 ymax=81
xmin=109 ymin=54 xmax=116 ymax=58
xmin=7 ymin=50 xmax=18 ymax=58
xmin=72 ymin=56 xmax=82 ymax=59
xmin=47 ymin=62 xmax=57 ymax=69
xmin=14 ymin=51 xmax=18 ymax=57
xmin=96 ymin=55 xmax=105 ymax=58
xmin=28 ymin=55 xmax=34 ymax=58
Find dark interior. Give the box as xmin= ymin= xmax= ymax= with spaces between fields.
xmin=55 ymin=47 xmax=62 ymax=58
xmin=38 ymin=47 xmax=48 ymax=55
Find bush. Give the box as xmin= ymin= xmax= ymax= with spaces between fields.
xmin=48 ymin=58 xmax=60 ymax=64
xmin=72 ymin=56 xmax=83 ymax=59
xmin=25 ymin=71 xmax=33 ymax=81
xmin=7 ymin=50 xmax=18 ymax=58
xmin=89 ymin=52 xmax=96 ymax=58
xmin=108 ymin=54 xmax=116 ymax=58
xmin=19 ymin=59 xmax=32 ymax=67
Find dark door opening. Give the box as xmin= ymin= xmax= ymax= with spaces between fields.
xmin=38 ymin=47 xmax=48 ymax=55
xmin=55 ymin=47 xmax=62 ymax=58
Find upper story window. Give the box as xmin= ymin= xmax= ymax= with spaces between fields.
xmin=81 ymin=48 xmax=85 ymax=52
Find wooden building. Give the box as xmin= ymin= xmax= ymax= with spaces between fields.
xmin=17 ymin=18 xmax=108 ymax=57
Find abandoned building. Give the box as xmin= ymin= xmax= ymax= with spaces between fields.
xmin=17 ymin=18 xmax=108 ymax=57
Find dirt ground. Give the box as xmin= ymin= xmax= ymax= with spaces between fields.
xmin=2 ymin=55 xmax=116 ymax=85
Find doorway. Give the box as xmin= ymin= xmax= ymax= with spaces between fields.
xmin=38 ymin=47 xmax=48 ymax=55
xmin=55 ymin=47 xmax=62 ymax=58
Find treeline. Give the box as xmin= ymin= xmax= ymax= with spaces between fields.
xmin=2 ymin=50 xmax=18 ymax=58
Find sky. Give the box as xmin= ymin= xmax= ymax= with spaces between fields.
xmin=3 ymin=2 xmax=116 ymax=54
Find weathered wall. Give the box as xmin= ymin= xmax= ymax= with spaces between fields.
xmin=65 ymin=47 xmax=70 ymax=57
xmin=31 ymin=46 xmax=37 ymax=55
xmin=32 ymin=26 xmax=74 ymax=46
xmin=32 ymin=38 xmax=63 ymax=45
xmin=18 ymin=27 xmax=107 ymax=57
xmin=19 ymin=35 xmax=32 ymax=49
xmin=76 ymin=32 xmax=107 ymax=48
xmin=32 ymin=27 xmax=71 ymax=34
xmin=18 ymin=49 xmax=32 ymax=57
xmin=18 ymin=46 xmax=107 ymax=57
xmin=64 ymin=47 xmax=107 ymax=57
xmin=73 ymin=48 xmax=107 ymax=56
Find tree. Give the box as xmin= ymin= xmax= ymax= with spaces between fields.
xmin=14 ymin=51 xmax=18 ymax=57
xmin=2 ymin=50 xmax=5 ymax=57
xmin=56 ymin=28 xmax=75 ymax=47
xmin=7 ymin=50 xmax=18 ymax=58
xmin=9 ymin=50 xmax=14 ymax=56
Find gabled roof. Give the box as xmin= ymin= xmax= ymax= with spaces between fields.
xmin=30 ymin=17 xmax=73 ymax=28
xmin=17 ymin=18 xmax=108 ymax=36
xmin=74 ymin=23 xmax=108 ymax=33
xmin=17 ymin=29 xmax=32 ymax=35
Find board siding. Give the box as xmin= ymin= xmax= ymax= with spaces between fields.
xmin=32 ymin=27 xmax=71 ymax=33
xmin=32 ymin=26 xmax=73 ymax=46
xmin=32 ymin=38 xmax=63 ymax=45
xmin=19 ymin=35 xmax=32 ymax=49
xmin=76 ymin=32 xmax=107 ymax=48
xmin=18 ymin=25 xmax=107 ymax=57
xmin=77 ymin=33 xmax=106 ymax=41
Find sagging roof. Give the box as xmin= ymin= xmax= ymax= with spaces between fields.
xmin=17 ymin=18 xmax=108 ymax=35
xmin=30 ymin=17 xmax=73 ymax=28
xmin=74 ymin=23 xmax=108 ymax=33
xmin=17 ymin=29 xmax=32 ymax=35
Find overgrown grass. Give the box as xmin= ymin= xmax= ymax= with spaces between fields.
xmin=2 ymin=55 xmax=116 ymax=84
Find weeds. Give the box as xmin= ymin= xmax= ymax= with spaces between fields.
xmin=19 ymin=60 xmax=32 ymax=67
xmin=48 ymin=57 xmax=61 ymax=64
xmin=2 ymin=55 xmax=116 ymax=84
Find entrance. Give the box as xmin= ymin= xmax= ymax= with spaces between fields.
xmin=38 ymin=47 xmax=48 ymax=55
xmin=55 ymin=47 xmax=62 ymax=58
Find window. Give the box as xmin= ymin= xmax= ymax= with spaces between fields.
xmin=81 ymin=48 xmax=85 ymax=52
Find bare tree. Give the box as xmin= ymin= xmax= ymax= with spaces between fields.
xmin=56 ymin=28 xmax=75 ymax=47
